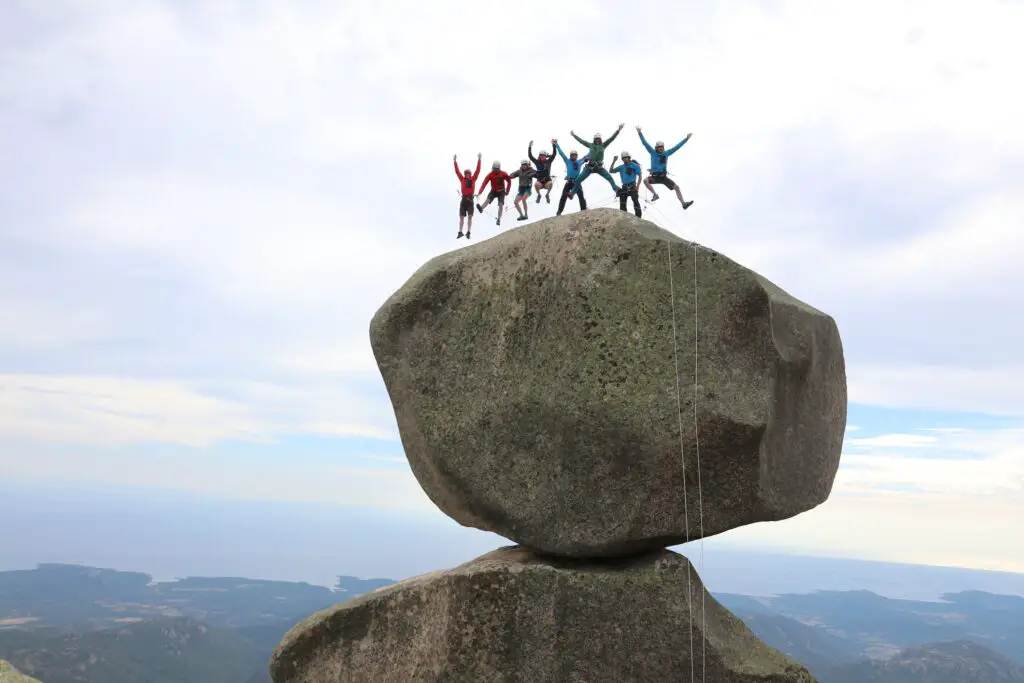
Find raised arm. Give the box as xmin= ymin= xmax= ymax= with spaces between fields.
xmin=453 ymin=156 xmax=462 ymax=179
xmin=571 ymin=131 xmax=592 ymax=149
xmin=548 ymin=140 xmax=556 ymax=158
xmin=472 ymin=156 xmax=481 ymax=180
xmin=528 ymin=141 xmax=538 ymax=165
xmin=555 ymin=142 xmax=569 ymax=164
xmin=666 ymin=133 xmax=692 ymax=156
xmin=637 ymin=128 xmax=654 ymax=154
xmin=603 ymin=124 xmax=624 ymax=146
xmin=609 ymin=156 xmax=620 ymax=172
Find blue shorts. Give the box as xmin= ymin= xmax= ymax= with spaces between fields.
xmin=517 ymin=186 xmax=532 ymax=197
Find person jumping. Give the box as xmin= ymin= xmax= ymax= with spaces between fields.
xmin=554 ymin=142 xmax=589 ymax=215
xmin=567 ymin=123 xmax=624 ymax=200
xmin=610 ymin=151 xmax=643 ymax=218
xmin=528 ymin=139 xmax=557 ymax=204
xmin=453 ymin=153 xmax=481 ymax=239
xmin=509 ymin=159 xmax=537 ymax=221
xmin=476 ymin=160 xmax=512 ymax=226
xmin=637 ymin=126 xmax=694 ymax=209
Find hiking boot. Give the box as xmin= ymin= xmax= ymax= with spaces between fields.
xmin=682 ymin=200 xmax=694 ymax=210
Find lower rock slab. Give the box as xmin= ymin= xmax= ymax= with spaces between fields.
xmin=271 ymin=546 xmax=815 ymax=683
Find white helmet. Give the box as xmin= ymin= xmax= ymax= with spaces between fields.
xmin=621 ymin=150 xmax=631 ymax=158
xmin=492 ymin=160 xmax=501 ymax=169
xmin=520 ymin=158 xmax=529 ymax=165
xmin=593 ymin=132 xmax=602 ymax=138
xmin=655 ymin=140 xmax=665 ymax=147
xmin=569 ymin=149 xmax=579 ymax=156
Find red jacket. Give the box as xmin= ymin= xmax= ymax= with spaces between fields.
xmin=454 ymin=158 xmax=481 ymax=197
xmin=479 ymin=169 xmax=512 ymax=194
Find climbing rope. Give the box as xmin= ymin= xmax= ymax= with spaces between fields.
xmin=657 ymin=179 xmax=707 ymax=683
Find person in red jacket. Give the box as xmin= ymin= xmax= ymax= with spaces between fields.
xmin=476 ymin=160 xmax=512 ymax=226
xmin=454 ymin=153 xmax=481 ymax=239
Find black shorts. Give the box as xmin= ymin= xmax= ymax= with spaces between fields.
xmin=535 ymin=175 xmax=552 ymax=184
xmin=648 ymin=173 xmax=676 ymax=190
xmin=486 ymin=190 xmax=506 ymax=203
xmin=459 ymin=197 xmax=474 ymax=217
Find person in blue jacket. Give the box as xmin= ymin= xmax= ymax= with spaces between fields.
xmin=637 ymin=126 xmax=694 ymax=209
xmin=609 ymin=151 xmax=643 ymax=217
xmin=554 ymin=141 xmax=590 ymax=215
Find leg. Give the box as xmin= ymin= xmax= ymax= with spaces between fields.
xmin=534 ymin=180 xmax=543 ymax=203
xmin=577 ymin=183 xmax=587 ymax=210
xmin=644 ymin=176 xmax=659 ymax=201
xmin=544 ymin=179 xmax=553 ymax=202
xmin=557 ymin=181 xmax=572 ymax=215
xmin=595 ymin=166 xmax=620 ymax=192
xmin=570 ymin=166 xmax=592 ymax=198
xmin=618 ymin=187 xmax=628 ymax=212
xmin=495 ymin=195 xmax=504 ymax=224
xmin=630 ymin=188 xmax=641 ymax=217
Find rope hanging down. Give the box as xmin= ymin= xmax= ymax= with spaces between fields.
xmin=662 ymin=193 xmax=707 ymax=683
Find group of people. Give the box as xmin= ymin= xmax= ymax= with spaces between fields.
xmin=453 ymin=124 xmax=694 ymax=239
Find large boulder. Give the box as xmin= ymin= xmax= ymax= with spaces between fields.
xmin=370 ymin=209 xmax=847 ymax=557
xmin=270 ymin=546 xmax=816 ymax=683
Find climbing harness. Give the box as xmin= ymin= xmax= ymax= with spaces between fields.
xmin=659 ymin=179 xmax=707 ymax=683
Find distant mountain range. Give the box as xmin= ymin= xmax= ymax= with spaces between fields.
xmin=1 ymin=562 xmax=1022 ymax=682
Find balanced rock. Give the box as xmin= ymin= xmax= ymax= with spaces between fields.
xmin=370 ymin=209 xmax=847 ymax=557
xmin=270 ymin=546 xmax=815 ymax=683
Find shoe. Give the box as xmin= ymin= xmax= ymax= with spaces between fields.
xmin=466 ymin=231 xmax=471 ymax=239
xmin=457 ymin=232 xmax=463 ymax=239
xmin=651 ymin=193 xmax=660 ymax=202
xmin=476 ymin=203 xmax=483 ymax=213
xmin=682 ymin=200 xmax=694 ymax=210
xmin=496 ymin=218 xmax=501 ymax=225
xmin=517 ymin=215 xmax=527 ymax=221
xmin=546 ymin=194 xmax=550 ymax=203
xmin=536 ymin=194 xmax=541 ymax=204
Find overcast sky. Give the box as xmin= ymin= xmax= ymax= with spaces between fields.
xmin=1 ymin=1 xmax=1023 ymax=575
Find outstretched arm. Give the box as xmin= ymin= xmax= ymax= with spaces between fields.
xmin=549 ymin=140 xmax=556 ymax=158
xmin=528 ymin=141 xmax=538 ymax=165
xmin=603 ymin=124 xmax=624 ymax=146
xmin=609 ymin=156 xmax=620 ymax=172
xmin=637 ymin=128 xmax=654 ymax=154
xmin=571 ymin=131 xmax=592 ymax=149
xmin=555 ymin=143 xmax=569 ymax=164
xmin=473 ymin=156 xmax=481 ymax=180
xmin=666 ymin=133 xmax=692 ymax=156
xmin=453 ymin=157 xmax=462 ymax=179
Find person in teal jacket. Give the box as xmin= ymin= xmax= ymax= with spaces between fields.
xmin=567 ymin=124 xmax=625 ymax=198
xmin=609 ymin=151 xmax=643 ymax=217
xmin=636 ymin=126 xmax=694 ymax=209
xmin=554 ymin=142 xmax=589 ymax=215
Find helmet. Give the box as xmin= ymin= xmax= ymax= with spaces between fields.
xmin=593 ymin=132 xmax=602 ymax=139
xmin=521 ymin=159 xmax=529 ymax=166
xmin=655 ymin=140 xmax=665 ymax=148
xmin=570 ymin=149 xmax=578 ymax=156
xmin=492 ymin=161 xmax=501 ymax=169
xmin=621 ymin=150 xmax=631 ymax=158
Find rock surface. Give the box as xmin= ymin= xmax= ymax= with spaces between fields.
xmin=270 ymin=546 xmax=816 ymax=683
xmin=370 ymin=208 xmax=847 ymax=557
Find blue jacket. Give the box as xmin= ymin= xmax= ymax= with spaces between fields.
xmin=610 ymin=159 xmax=642 ymax=185
xmin=555 ymin=143 xmax=590 ymax=180
xmin=639 ymin=131 xmax=688 ymax=173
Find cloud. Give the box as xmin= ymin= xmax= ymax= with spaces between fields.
xmin=720 ymin=424 xmax=1024 ymax=572
xmin=0 ymin=374 xmax=397 ymax=446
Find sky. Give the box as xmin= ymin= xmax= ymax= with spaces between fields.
xmin=1 ymin=1 xmax=1023 ymax=575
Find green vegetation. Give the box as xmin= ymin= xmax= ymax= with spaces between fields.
xmin=1 ymin=563 xmax=1022 ymax=682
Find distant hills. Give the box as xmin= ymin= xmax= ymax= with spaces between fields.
xmin=1 ymin=562 xmax=1022 ymax=682
xmin=823 ymin=640 xmax=1024 ymax=682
